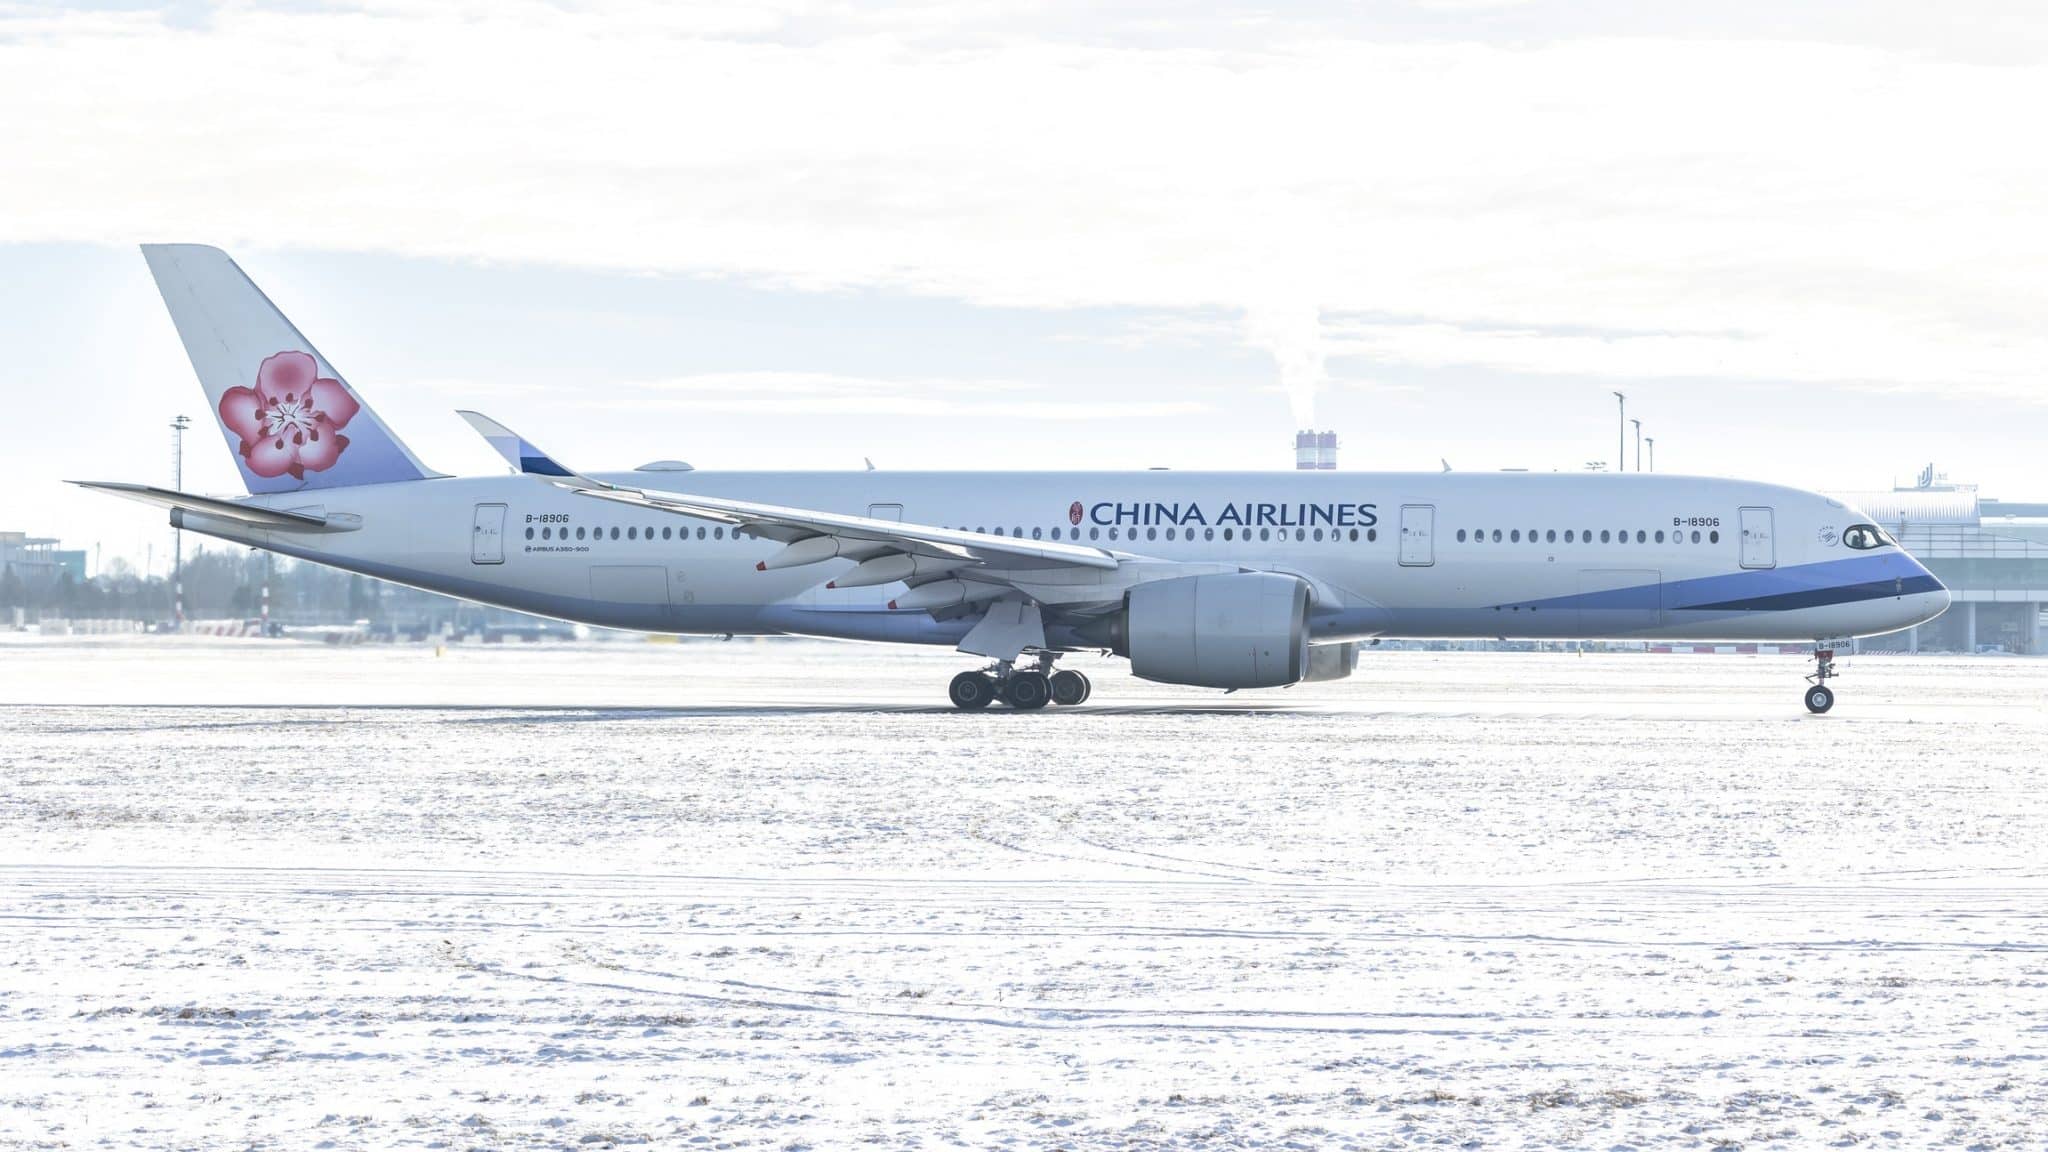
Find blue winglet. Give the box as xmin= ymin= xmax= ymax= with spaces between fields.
xmin=457 ymin=411 xmax=577 ymax=479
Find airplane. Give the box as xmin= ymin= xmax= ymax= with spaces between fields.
xmin=79 ymin=245 xmax=1949 ymax=714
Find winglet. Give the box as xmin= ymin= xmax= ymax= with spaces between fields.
xmin=457 ymin=411 xmax=579 ymax=480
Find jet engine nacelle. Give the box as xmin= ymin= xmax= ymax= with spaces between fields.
xmin=1110 ymin=572 xmax=1311 ymax=690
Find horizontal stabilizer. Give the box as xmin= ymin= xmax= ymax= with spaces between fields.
xmin=70 ymin=481 xmax=334 ymax=531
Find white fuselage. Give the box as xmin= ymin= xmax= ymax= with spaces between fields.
xmin=175 ymin=470 xmax=1947 ymax=647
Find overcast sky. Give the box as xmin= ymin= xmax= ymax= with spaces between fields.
xmin=5 ymin=1 xmax=2046 ymax=573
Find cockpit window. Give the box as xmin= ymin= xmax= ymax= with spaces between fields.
xmin=1842 ymin=524 xmax=1894 ymax=550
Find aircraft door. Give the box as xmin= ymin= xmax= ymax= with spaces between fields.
xmin=1739 ymin=507 xmax=1775 ymax=569
xmin=471 ymin=503 xmax=506 ymax=565
xmin=1399 ymin=504 xmax=1435 ymax=567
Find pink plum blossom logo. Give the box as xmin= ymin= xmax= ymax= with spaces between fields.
xmin=218 ymin=351 xmax=359 ymax=481
xmin=1068 ymin=501 xmax=1084 ymax=526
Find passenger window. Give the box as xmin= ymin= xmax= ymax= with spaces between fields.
xmin=1312 ymin=528 xmax=1322 ymax=542
xmin=714 ymin=527 xmax=724 ymax=540
xmin=1348 ymin=528 xmax=1358 ymax=542
xmin=1457 ymin=529 xmax=1468 ymax=542
xmin=1367 ymin=528 xmax=1377 ymax=542
xmin=627 ymin=527 xmax=637 ymax=540
xmin=1032 ymin=526 xmax=1043 ymax=540
xmin=1090 ymin=527 xmax=1100 ymax=540
xmin=1710 ymin=530 xmax=1720 ymax=544
xmin=695 ymin=526 xmax=705 ymax=540
xmin=1491 ymin=529 xmax=1502 ymax=543
xmin=575 ymin=526 xmax=586 ymax=540
xmin=1294 ymin=528 xmax=1305 ymax=541
xmin=1842 ymin=524 xmax=1893 ymax=549
xmin=1634 ymin=530 xmax=1645 ymax=543
xmin=1599 ymin=530 xmax=1610 ymax=543
xmin=1510 ymin=529 xmax=1521 ymax=543
xmin=1261 ymin=528 xmax=1272 ymax=541
xmin=1564 ymin=530 xmax=1574 ymax=543
xmin=662 ymin=526 xmax=672 ymax=540
xmin=1223 ymin=528 xmax=1233 ymax=541
xmin=1546 ymin=529 xmax=1556 ymax=543
xmin=1147 ymin=527 xmax=1158 ymax=541
xmin=1691 ymin=529 xmax=1701 ymax=543
xmin=540 ymin=527 xmax=550 ymax=540
xmin=1205 ymin=527 xmax=1215 ymax=541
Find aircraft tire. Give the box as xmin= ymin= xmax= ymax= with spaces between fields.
xmin=1804 ymin=684 xmax=1835 ymax=714
xmin=1005 ymin=670 xmax=1052 ymax=710
xmin=1049 ymin=669 xmax=1089 ymax=707
xmin=949 ymin=671 xmax=996 ymax=710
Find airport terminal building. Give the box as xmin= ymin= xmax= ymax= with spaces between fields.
xmin=1835 ymin=482 xmax=2048 ymax=653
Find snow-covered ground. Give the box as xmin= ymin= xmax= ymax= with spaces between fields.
xmin=2 ymin=634 xmax=2044 ymax=1149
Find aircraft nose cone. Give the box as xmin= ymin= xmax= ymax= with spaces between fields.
xmin=1910 ymin=557 xmax=1950 ymax=626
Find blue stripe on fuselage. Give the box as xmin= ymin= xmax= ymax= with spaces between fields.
xmin=1496 ymin=554 xmax=1932 ymax=614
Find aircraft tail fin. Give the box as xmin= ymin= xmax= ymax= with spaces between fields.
xmin=141 ymin=244 xmax=440 ymax=494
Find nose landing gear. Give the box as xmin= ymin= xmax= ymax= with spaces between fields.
xmin=947 ymin=657 xmax=1091 ymax=711
xmin=1803 ymin=646 xmax=1838 ymax=714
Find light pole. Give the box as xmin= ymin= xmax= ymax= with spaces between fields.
xmin=1645 ymin=437 xmax=1655 ymax=473
xmin=1612 ymin=392 xmax=1626 ymax=476
xmin=1631 ymin=418 xmax=1642 ymax=473
xmin=170 ymin=415 xmax=189 ymax=628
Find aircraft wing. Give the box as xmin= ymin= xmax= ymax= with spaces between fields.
xmin=457 ymin=412 xmax=1120 ymax=575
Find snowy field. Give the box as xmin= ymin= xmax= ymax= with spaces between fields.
xmin=2 ymin=634 xmax=2045 ymax=1150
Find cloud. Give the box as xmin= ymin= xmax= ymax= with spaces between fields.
xmin=622 ymin=371 xmax=1211 ymax=419
xmin=4 ymin=1 xmax=2048 ymax=414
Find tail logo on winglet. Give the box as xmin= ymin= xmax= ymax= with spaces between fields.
xmin=217 ymin=351 xmax=362 ymax=481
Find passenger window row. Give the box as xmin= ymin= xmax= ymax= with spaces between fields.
xmin=526 ymin=524 xmax=729 ymax=542
xmin=527 ymin=519 xmax=1424 ymax=548
xmin=1455 ymin=527 xmax=1720 ymax=546
xmin=955 ymin=525 xmax=1381 ymax=544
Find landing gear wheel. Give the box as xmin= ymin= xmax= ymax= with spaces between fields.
xmin=1004 ymin=670 xmax=1051 ymax=710
xmin=949 ymin=671 xmax=996 ymax=710
xmin=1049 ymin=669 xmax=1090 ymax=707
xmin=1803 ymin=644 xmax=1839 ymax=715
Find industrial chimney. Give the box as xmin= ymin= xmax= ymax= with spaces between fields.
xmin=1295 ymin=430 xmax=1317 ymax=471
xmin=1316 ymin=430 xmax=1338 ymax=470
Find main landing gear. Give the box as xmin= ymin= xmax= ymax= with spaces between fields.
xmin=948 ymin=657 xmax=1092 ymax=711
xmin=1803 ymin=646 xmax=1838 ymax=714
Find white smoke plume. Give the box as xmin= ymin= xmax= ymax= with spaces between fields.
xmin=1241 ymin=300 xmax=1330 ymax=430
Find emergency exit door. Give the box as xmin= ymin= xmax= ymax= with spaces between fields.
xmin=471 ymin=503 xmax=506 ymax=564
xmin=1399 ymin=504 xmax=1435 ymax=567
xmin=1739 ymin=506 xmax=1775 ymax=569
